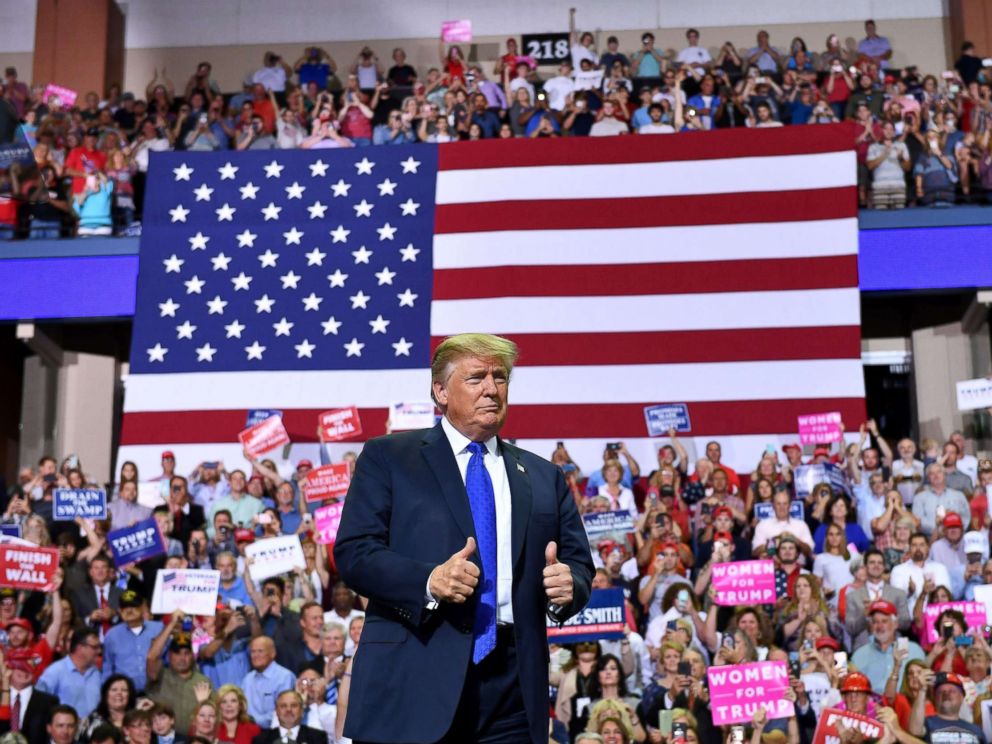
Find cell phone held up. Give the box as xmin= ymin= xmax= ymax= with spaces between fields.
xmin=677 ymin=661 xmax=692 ymax=676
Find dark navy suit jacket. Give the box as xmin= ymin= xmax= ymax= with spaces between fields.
xmin=334 ymin=423 xmax=594 ymax=743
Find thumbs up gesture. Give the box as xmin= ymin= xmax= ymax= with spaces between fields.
xmin=544 ymin=541 xmax=574 ymax=608
xmin=429 ymin=537 xmax=481 ymax=604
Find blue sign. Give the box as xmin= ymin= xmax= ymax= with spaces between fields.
xmin=644 ymin=403 xmax=691 ymax=436
xmin=794 ymin=463 xmax=850 ymax=499
xmin=108 ymin=518 xmax=166 ymax=566
xmin=246 ymin=409 xmax=283 ymax=427
xmin=53 ymin=488 xmax=107 ymax=521
xmin=0 ymin=524 xmax=21 ymax=538
xmin=754 ymin=500 xmax=805 ymax=521
xmin=0 ymin=143 xmax=34 ymax=169
xmin=547 ymin=587 xmax=625 ymax=643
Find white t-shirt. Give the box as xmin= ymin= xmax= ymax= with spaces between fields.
xmin=590 ymin=117 xmax=629 ymax=137
xmin=571 ymin=43 xmax=599 ymax=70
xmin=253 ymin=65 xmax=287 ymax=93
xmin=889 ymin=560 xmax=952 ymax=607
xmin=596 ymin=486 xmax=637 ymax=518
xmin=543 ymin=75 xmax=575 ymax=111
xmin=812 ymin=552 xmax=854 ymax=605
xmin=676 ymin=45 xmax=712 ymax=67
xmin=639 ymin=123 xmax=675 ymax=134
xmin=573 ymin=69 xmax=604 ymax=91
xmin=509 ymin=77 xmax=536 ymax=103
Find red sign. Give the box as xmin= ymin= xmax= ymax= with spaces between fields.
xmin=0 ymin=545 xmax=60 ymax=591
xmin=812 ymin=709 xmax=883 ymax=744
xmin=303 ymin=463 xmax=351 ymax=502
xmin=319 ymin=407 xmax=363 ymax=442
xmin=238 ymin=415 xmax=290 ymax=458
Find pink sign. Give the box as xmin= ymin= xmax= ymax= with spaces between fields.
xmin=923 ymin=601 xmax=987 ymax=644
xmin=797 ymin=411 xmax=843 ymax=445
xmin=712 ymin=559 xmax=776 ymax=606
xmin=238 ymin=415 xmax=290 ymax=458
xmin=441 ymin=19 xmax=473 ymax=43
xmin=43 ymin=84 xmax=77 ymax=108
xmin=318 ymin=407 xmax=363 ymax=442
xmin=708 ymin=661 xmax=794 ymax=725
xmin=303 ymin=463 xmax=351 ymax=503
xmin=314 ymin=502 xmax=344 ymax=545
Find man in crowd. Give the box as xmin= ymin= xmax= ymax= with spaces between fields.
xmin=845 ymin=549 xmax=911 ymax=649
xmin=36 ymin=628 xmax=102 ymax=718
xmin=752 ymin=490 xmax=815 ymax=554
xmin=145 ymin=614 xmax=213 ymax=732
xmin=254 ymin=690 xmax=325 ymax=744
xmin=102 ymin=590 xmax=163 ymax=693
xmin=242 ymin=636 xmax=296 ymax=725
xmin=912 ymin=465 xmax=970 ymax=536
xmin=850 ymin=600 xmax=924 ymax=694
xmin=890 ymin=531 xmax=953 ymax=607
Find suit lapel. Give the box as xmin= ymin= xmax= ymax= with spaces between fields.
xmin=421 ymin=425 xmax=476 ymax=542
xmin=501 ymin=441 xmax=533 ymax=570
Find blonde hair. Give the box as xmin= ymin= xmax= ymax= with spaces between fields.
xmin=586 ymin=699 xmax=634 ymax=741
xmin=430 ymin=333 xmax=519 ymax=406
xmin=216 ymin=684 xmax=251 ymax=722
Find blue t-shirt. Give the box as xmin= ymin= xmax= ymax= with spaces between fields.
xmin=298 ymin=62 xmax=331 ymax=89
xmin=924 ymin=716 xmax=985 ymax=744
xmin=789 ymin=101 xmax=814 ymax=125
xmin=637 ymin=53 xmax=661 ymax=78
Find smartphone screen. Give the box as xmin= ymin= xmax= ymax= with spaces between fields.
xmin=678 ymin=661 xmax=692 ymax=676
xmin=658 ymin=710 xmax=673 ymax=737
xmin=833 ymin=651 xmax=848 ymax=673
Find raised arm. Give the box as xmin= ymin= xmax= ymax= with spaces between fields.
xmin=147 ymin=610 xmax=183 ymax=684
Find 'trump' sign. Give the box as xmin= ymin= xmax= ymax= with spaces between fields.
xmin=712 ymin=560 xmax=776 ymax=605
xmin=707 ymin=661 xmax=794 ymax=725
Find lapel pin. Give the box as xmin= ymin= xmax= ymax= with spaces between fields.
xmin=517 ymin=463 xmax=525 ymax=473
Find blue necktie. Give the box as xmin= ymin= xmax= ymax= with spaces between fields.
xmin=466 ymin=441 xmax=497 ymax=663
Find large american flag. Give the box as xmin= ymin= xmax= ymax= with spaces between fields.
xmin=119 ymin=125 xmax=864 ymax=475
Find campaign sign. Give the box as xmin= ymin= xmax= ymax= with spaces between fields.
xmin=797 ymin=411 xmax=843 ymax=445
xmin=546 ymin=588 xmax=624 ymax=643
xmin=107 ymin=518 xmax=166 ymax=566
xmin=0 ymin=545 xmax=59 ymax=591
xmin=973 ymin=585 xmax=992 ymax=623
xmin=53 ymin=488 xmax=107 ymax=521
xmin=754 ymin=501 xmax=804 ymax=521
xmin=923 ymin=601 xmax=987 ymax=644
xmin=389 ymin=401 xmax=435 ymax=431
xmin=712 ymin=559 xmax=776 ymax=606
xmin=441 ymin=19 xmax=472 ymax=42
xmin=319 ymin=407 xmax=363 ymax=442
xmin=644 ymin=404 xmax=692 ymax=436
xmin=0 ymin=143 xmax=34 ymax=169
xmin=0 ymin=524 xmax=20 ymax=539
xmin=246 ymin=409 xmax=283 ymax=428
xmin=800 ymin=672 xmax=834 ymax=716
xmin=957 ymin=377 xmax=992 ymax=411
xmin=314 ymin=502 xmax=345 ymax=545
xmin=43 ymin=83 xmax=77 ymax=107
xmin=151 ymin=569 xmax=220 ymax=616
xmin=811 ymin=709 xmax=882 ymax=744
xmin=245 ymin=534 xmax=306 ymax=581
xmin=708 ymin=661 xmax=794 ymax=725
xmin=238 ymin=415 xmax=290 ymax=458
xmin=581 ymin=511 xmax=635 ymax=550
xmin=794 ymin=463 xmax=850 ymax=499
xmin=521 ymin=32 xmax=571 ymax=64
xmin=303 ymin=463 xmax=351 ymax=503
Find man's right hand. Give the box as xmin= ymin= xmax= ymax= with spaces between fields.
xmin=429 ymin=538 xmax=480 ymax=603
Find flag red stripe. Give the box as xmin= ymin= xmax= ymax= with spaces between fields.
xmin=433 ymin=255 xmax=859 ymax=300
xmin=434 ymin=186 xmax=856 ymax=234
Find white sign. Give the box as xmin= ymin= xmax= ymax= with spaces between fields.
xmin=801 ymin=672 xmax=834 ymax=716
xmin=972 ymin=584 xmax=992 ymax=624
xmin=245 ymin=534 xmax=306 ymax=581
xmin=137 ymin=482 xmax=165 ymax=509
xmin=151 ymin=569 xmax=220 ymax=616
xmin=389 ymin=401 xmax=436 ymax=431
xmin=956 ymin=377 xmax=992 ymax=411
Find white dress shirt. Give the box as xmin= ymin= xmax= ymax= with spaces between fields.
xmin=278 ymin=724 xmax=300 ymax=741
xmin=10 ymin=685 xmax=32 ymax=729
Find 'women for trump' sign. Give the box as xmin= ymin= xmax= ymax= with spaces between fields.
xmin=708 ymin=661 xmax=794 ymax=725
xmin=712 ymin=559 xmax=776 ymax=605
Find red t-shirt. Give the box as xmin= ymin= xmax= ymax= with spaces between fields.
xmin=64 ymin=147 xmax=107 ymax=194
xmin=217 ymin=720 xmax=262 ymax=744
xmin=252 ymin=97 xmax=277 ymax=134
xmin=10 ymin=636 xmax=54 ymax=681
xmin=340 ymin=106 xmax=372 ymax=140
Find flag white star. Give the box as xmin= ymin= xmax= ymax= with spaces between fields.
xmin=302 ymin=293 xmax=323 ymax=311
xmin=400 ymin=156 xmax=421 ymax=174
xmin=349 ymin=291 xmax=370 ymax=309
xmin=218 ymin=162 xmax=239 ymax=180
xmin=351 ymin=246 xmax=373 ymax=264
xmin=239 ymin=182 xmax=259 ymax=200
xmin=173 ymin=163 xmax=193 ymax=181
xmin=309 ymin=160 xmax=329 ymax=177
xmin=215 ymin=203 xmax=236 ymax=221
xmin=193 ymin=183 xmax=214 ymax=202
xmin=399 ymin=198 xmax=420 ymax=216
xmin=369 ymin=314 xmax=390 ymax=334
xmin=376 ymin=223 xmax=397 ymax=241
xmin=236 ymin=230 xmax=257 ymax=248
xmin=305 ymin=247 xmax=326 ymax=266
xmin=176 ymin=320 xmax=197 ymax=339
xmin=400 ymin=243 xmax=420 ymax=262
xmin=225 ymin=319 xmax=246 ymax=338
xmin=206 ymin=295 xmax=228 ymax=314
xmin=327 ymin=269 xmax=348 ymax=288
xmin=307 ymin=201 xmax=327 ymax=219
xmin=377 ymin=178 xmax=397 ymax=196
xmin=344 ymin=338 xmax=365 ymax=357
xmin=188 ymin=232 xmax=210 ymax=250
xmin=245 ymin=341 xmax=267 ymax=360
xmin=392 ymin=337 xmax=413 ymax=356
xmin=147 ymin=343 xmax=168 ymax=362
xmin=264 ymin=160 xmax=285 ymax=178
xmin=295 ymin=339 xmax=317 ymax=358
xmin=355 ymin=157 xmax=375 ymax=175
xmin=280 ymin=271 xmax=301 ymax=289
xmin=331 ymin=179 xmax=351 ymax=197
xmin=231 ymin=272 xmax=253 ymax=291
xmin=321 ymin=316 xmax=342 ymax=335
xmin=254 ymin=294 xmax=275 ymax=313
xmin=211 ymin=253 xmax=232 ymax=271
xmin=169 ymin=205 xmax=190 ymax=223
xmin=272 ymin=317 xmax=294 ymax=336
xmin=285 ymin=181 xmax=305 ymax=199
xmin=163 ymin=254 xmax=184 ymax=273
xmin=184 ymin=276 xmax=205 ymax=294
xmin=375 ymin=266 xmax=396 ymax=285
xmin=283 ymin=227 xmax=304 ymax=245
xmin=330 ymin=225 xmax=350 ymax=243
xmin=159 ymin=298 xmax=180 ymax=317
xmin=261 ymin=202 xmax=282 ymax=221
xmin=397 ymin=288 xmax=418 ymax=307
xmin=353 ymin=199 xmax=374 ymax=217
xmin=258 ymin=249 xmax=279 ymax=268
xmin=195 ymin=343 xmax=217 ymax=362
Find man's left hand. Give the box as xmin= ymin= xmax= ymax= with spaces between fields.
xmin=543 ymin=542 xmax=573 ymax=607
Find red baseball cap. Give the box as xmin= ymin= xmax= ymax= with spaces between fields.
xmin=249 ymin=473 xmax=264 ymax=483
xmin=943 ymin=512 xmax=964 ymax=529
xmin=161 ymin=450 xmax=175 ymax=460
xmin=4 ymin=618 xmax=32 ymax=635
xmin=867 ymin=599 xmax=897 ymax=617
xmin=297 ymin=459 xmax=313 ymax=469
xmin=712 ymin=505 xmax=733 ymax=520
xmin=782 ymin=444 xmax=801 ymax=453
xmin=815 ymin=637 xmax=841 ymax=651
xmin=234 ymin=528 xmax=255 ymax=543
xmin=813 ymin=447 xmax=831 ymax=458
xmin=713 ymin=531 xmax=734 ymax=544
xmin=935 ymin=672 xmax=965 ymax=692
xmin=659 ymin=541 xmax=680 ymax=554
xmin=5 ymin=649 xmax=35 ymax=674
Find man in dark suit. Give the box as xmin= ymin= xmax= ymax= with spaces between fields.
xmin=69 ymin=554 xmax=122 ymax=637
xmin=335 ymin=333 xmax=594 ymax=744
xmin=252 ymin=690 xmax=326 ymax=744
xmin=167 ymin=475 xmax=206 ymax=546
xmin=0 ymin=648 xmax=59 ymax=741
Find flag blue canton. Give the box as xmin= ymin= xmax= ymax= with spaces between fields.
xmin=130 ymin=146 xmax=438 ymax=373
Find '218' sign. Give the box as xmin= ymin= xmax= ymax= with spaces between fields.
xmin=521 ymin=33 xmax=570 ymax=64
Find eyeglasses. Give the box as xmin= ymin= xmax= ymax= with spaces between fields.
xmin=171 ymin=485 xmax=183 ymax=492
xmin=85 ymin=642 xmax=103 ymax=651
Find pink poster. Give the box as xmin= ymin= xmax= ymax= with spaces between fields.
xmin=708 ymin=661 xmax=795 ymax=725
xmin=238 ymin=415 xmax=290 ymax=458
xmin=441 ymin=20 xmax=472 ymax=43
xmin=923 ymin=601 xmax=987 ymax=644
xmin=314 ymin=502 xmax=344 ymax=545
xmin=43 ymin=84 xmax=77 ymax=108
xmin=712 ymin=559 xmax=776 ymax=606
xmin=797 ymin=411 xmax=843 ymax=445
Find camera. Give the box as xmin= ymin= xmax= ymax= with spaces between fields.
xmin=606 ymin=442 xmax=621 ymax=451
xmin=942 ymin=622 xmax=954 ymax=641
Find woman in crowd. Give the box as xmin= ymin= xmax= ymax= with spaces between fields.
xmin=912 ymin=584 xmax=954 ymax=642
xmin=556 ymin=641 xmax=602 ymax=733
xmin=812 ymin=522 xmax=855 ymax=606
xmin=188 ymin=699 xmax=220 ymax=743
xmin=598 ymin=460 xmax=637 ymax=518
xmin=79 ymin=674 xmax=137 ymax=741
xmin=813 ymin=494 xmax=871 ymax=553
xmin=774 ymin=574 xmax=840 ymax=652
xmin=586 ymin=698 xmax=637 ymax=744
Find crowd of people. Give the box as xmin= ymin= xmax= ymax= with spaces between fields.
xmin=1 ymin=16 xmax=991 ymax=239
